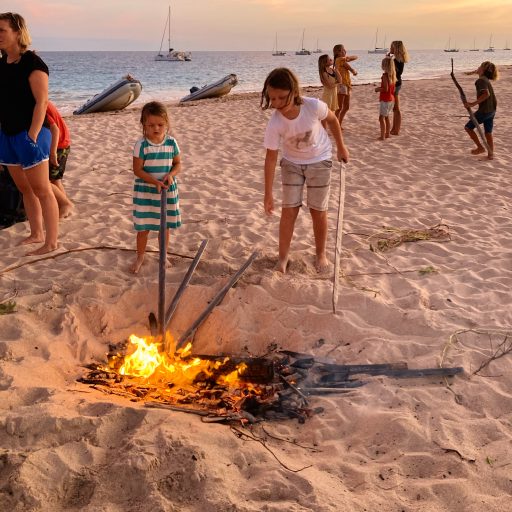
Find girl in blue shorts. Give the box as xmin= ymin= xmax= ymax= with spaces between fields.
xmin=463 ymin=61 xmax=499 ymax=160
xmin=0 ymin=12 xmax=59 ymax=254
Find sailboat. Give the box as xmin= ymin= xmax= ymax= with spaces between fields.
xmin=272 ymin=33 xmax=286 ymax=56
xmin=295 ymin=29 xmax=311 ymax=55
xmin=444 ymin=37 xmax=459 ymax=53
xmin=504 ymin=41 xmax=511 ymax=50
xmin=469 ymin=38 xmax=479 ymax=51
xmin=484 ymin=35 xmax=494 ymax=52
xmin=155 ymin=5 xmax=191 ymax=62
xmin=368 ymin=29 xmax=387 ymax=54
xmin=313 ymin=39 xmax=322 ymax=53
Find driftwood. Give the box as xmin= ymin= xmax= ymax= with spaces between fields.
xmin=163 ymin=239 xmax=208 ymax=353
xmin=332 ymin=161 xmax=346 ymax=314
xmin=450 ymin=58 xmax=491 ymax=154
xmin=158 ymin=189 xmax=168 ymax=340
xmin=175 ymin=251 xmax=259 ymax=352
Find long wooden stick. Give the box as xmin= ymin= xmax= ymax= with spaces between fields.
xmin=450 ymin=58 xmax=491 ymax=154
xmin=332 ymin=161 xmax=346 ymax=314
xmin=158 ymin=189 xmax=167 ymax=342
xmin=163 ymin=239 xmax=208 ymax=353
xmin=175 ymin=251 xmax=259 ymax=352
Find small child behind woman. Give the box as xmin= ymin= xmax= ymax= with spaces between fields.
xmin=375 ymin=57 xmax=396 ymax=140
xmin=131 ymin=101 xmax=182 ymax=274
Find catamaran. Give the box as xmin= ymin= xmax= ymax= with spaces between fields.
xmin=483 ymin=35 xmax=495 ymax=52
xmin=313 ymin=39 xmax=322 ymax=53
xmin=272 ymin=33 xmax=286 ymax=56
xmin=295 ymin=29 xmax=311 ymax=55
xmin=155 ymin=5 xmax=191 ymax=62
xmin=444 ymin=37 xmax=459 ymax=53
xmin=368 ymin=29 xmax=387 ymax=54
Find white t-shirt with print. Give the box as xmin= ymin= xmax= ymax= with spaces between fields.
xmin=263 ymin=97 xmax=331 ymax=165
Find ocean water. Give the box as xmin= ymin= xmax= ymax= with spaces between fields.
xmin=40 ymin=50 xmax=512 ymax=115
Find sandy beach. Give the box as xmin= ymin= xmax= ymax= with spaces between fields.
xmin=1 ymin=67 xmax=511 ymax=511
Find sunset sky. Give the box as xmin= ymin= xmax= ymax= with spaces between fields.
xmin=9 ymin=0 xmax=512 ymax=51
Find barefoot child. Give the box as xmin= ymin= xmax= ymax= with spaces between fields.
xmin=261 ymin=67 xmax=349 ymax=274
xmin=131 ymin=101 xmax=181 ymax=274
xmin=375 ymin=57 xmax=396 ymax=140
xmin=333 ymin=44 xmax=358 ymax=127
xmin=388 ymin=40 xmax=409 ymax=135
xmin=46 ymin=101 xmax=74 ymax=218
xmin=463 ymin=61 xmax=498 ymax=160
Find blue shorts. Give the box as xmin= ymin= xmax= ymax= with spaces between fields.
xmin=0 ymin=128 xmax=51 ymax=170
xmin=465 ymin=111 xmax=495 ymax=134
xmin=394 ymin=83 xmax=402 ymax=95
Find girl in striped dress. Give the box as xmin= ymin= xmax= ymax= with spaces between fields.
xmin=131 ymin=101 xmax=181 ymax=273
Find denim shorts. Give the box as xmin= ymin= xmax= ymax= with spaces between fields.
xmin=465 ymin=111 xmax=495 ymax=134
xmin=0 ymin=128 xmax=51 ymax=170
xmin=280 ymin=158 xmax=333 ymax=211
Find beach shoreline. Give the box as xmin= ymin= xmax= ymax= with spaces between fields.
xmin=1 ymin=68 xmax=511 ymax=511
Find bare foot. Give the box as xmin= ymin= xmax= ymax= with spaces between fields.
xmin=131 ymin=255 xmax=145 ymax=274
xmin=471 ymin=147 xmax=486 ymax=155
xmin=275 ymin=257 xmax=289 ymax=274
xmin=26 ymin=243 xmax=59 ymax=256
xmin=315 ymin=255 xmax=330 ymax=273
xmin=385 ymin=133 xmax=390 ymax=138
xmin=390 ymin=130 xmax=399 ymax=135
xmin=59 ymin=203 xmax=74 ymax=219
xmin=487 ymin=153 xmax=494 ymax=160
xmin=378 ymin=136 xmax=384 ymax=141
xmin=18 ymin=234 xmax=44 ymax=246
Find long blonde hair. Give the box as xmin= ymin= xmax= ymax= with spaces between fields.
xmin=382 ymin=57 xmax=397 ymax=84
xmin=318 ymin=54 xmax=331 ymax=87
xmin=480 ymin=61 xmax=499 ymax=80
xmin=390 ymin=40 xmax=409 ymax=63
xmin=0 ymin=12 xmax=32 ymax=52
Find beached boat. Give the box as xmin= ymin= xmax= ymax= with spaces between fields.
xmin=73 ymin=75 xmax=142 ymax=115
xmin=155 ymin=5 xmax=191 ymax=61
xmin=180 ymin=74 xmax=238 ymax=103
xmin=368 ymin=29 xmax=387 ymax=54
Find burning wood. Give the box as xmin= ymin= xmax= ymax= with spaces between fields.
xmin=79 ymin=336 xmax=464 ymax=424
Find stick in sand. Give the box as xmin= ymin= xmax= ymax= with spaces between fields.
xmin=332 ymin=161 xmax=346 ymax=314
xmin=158 ymin=188 xmax=167 ymax=342
xmin=163 ymin=239 xmax=209 ymax=354
xmin=450 ymin=58 xmax=491 ymax=155
xmin=175 ymin=251 xmax=259 ymax=353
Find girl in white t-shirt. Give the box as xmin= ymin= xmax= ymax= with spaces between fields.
xmin=261 ymin=67 xmax=349 ymax=274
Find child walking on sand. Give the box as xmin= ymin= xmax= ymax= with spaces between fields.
xmin=375 ymin=57 xmax=396 ymax=140
xmin=318 ymin=54 xmax=342 ymax=115
xmin=463 ymin=61 xmax=498 ymax=160
xmin=333 ymin=44 xmax=358 ymax=127
xmin=261 ymin=67 xmax=349 ymax=274
xmin=46 ymin=101 xmax=74 ymax=218
xmin=388 ymin=40 xmax=409 ymax=135
xmin=131 ymin=101 xmax=181 ymax=274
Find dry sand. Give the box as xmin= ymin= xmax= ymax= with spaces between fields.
xmin=1 ymin=67 xmax=511 ymax=511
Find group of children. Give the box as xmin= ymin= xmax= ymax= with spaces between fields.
xmin=318 ymin=41 xmax=410 ymax=139
xmin=130 ymin=51 xmax=499 ymax=276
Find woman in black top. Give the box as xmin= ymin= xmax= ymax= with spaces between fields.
xmin=388 ymin=40 xmax=409 ymax=135
xmin=0 ymin=12 xmax=59 ymax=254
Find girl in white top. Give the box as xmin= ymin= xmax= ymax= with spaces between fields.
xmin=261 ymin=67 xmax=349 ymax=274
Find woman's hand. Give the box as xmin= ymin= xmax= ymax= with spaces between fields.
xmin=264 ymin=193 xmax=274 ymax=215
xmin=49 ymin=152 xmax=59 ymax=167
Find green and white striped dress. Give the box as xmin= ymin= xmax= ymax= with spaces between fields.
xmin=133 ymin=135 xmax=181 ymax=231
